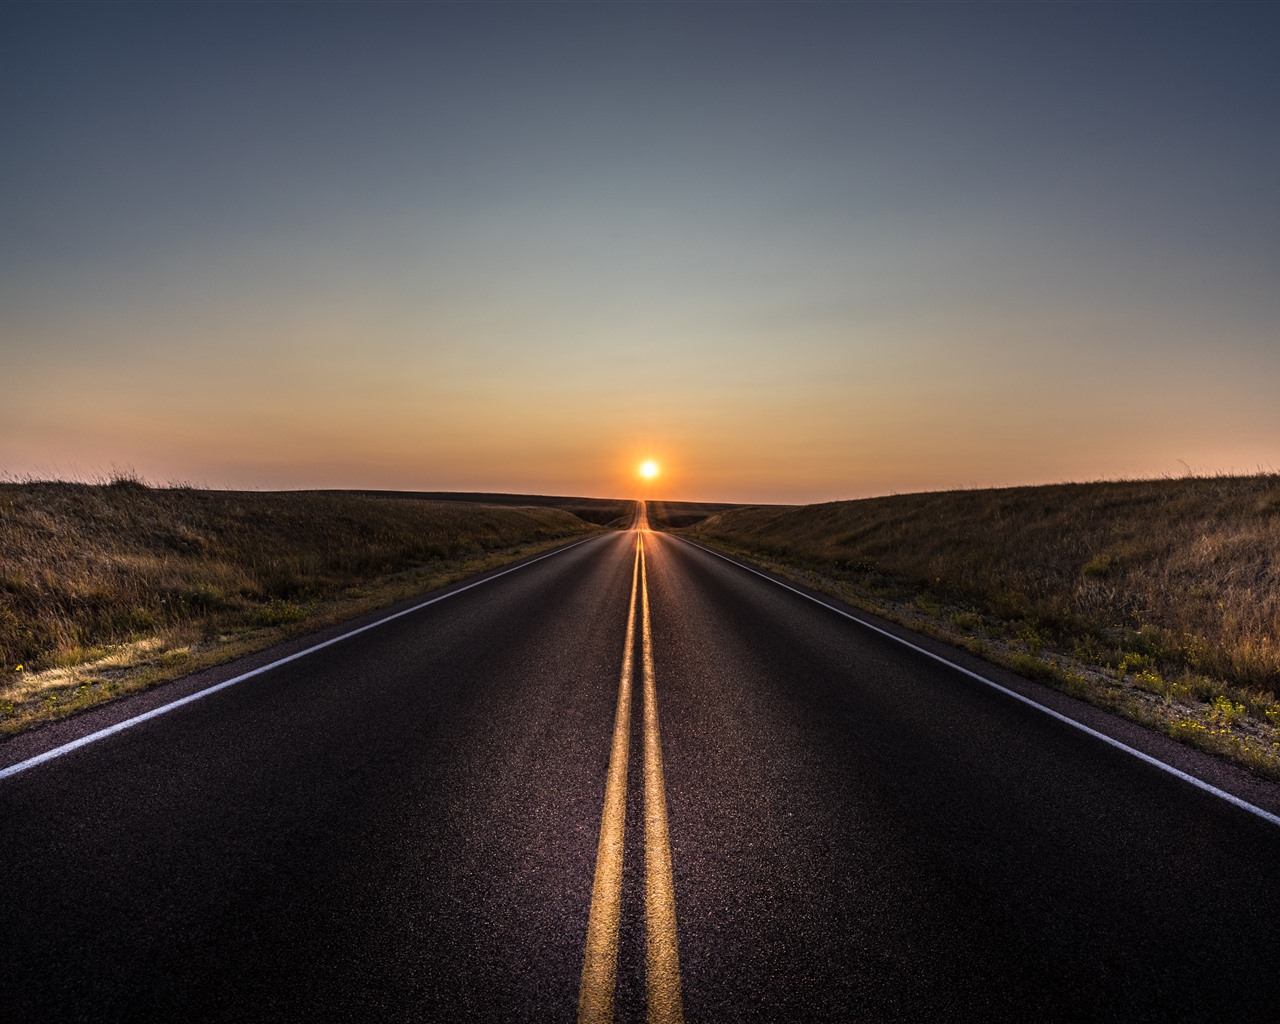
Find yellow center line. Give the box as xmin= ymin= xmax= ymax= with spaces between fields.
xmin=578 ymin=536 xmax=641 ymax=1024
xmin=639 ymin=532 xmax=687 ymax=1024
xmin=579 ymin=505 xmax=687 ymax=1023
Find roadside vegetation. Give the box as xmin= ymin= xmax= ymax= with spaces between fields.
xmin=684 ymin=474 xmax=1280 ymax=781
xmin=0 ymin=478 xmax=599 ymax=734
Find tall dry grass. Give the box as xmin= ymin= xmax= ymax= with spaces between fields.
xmin=0 ymin=480 xmax=597 ymax=730
xmin=687 ymin=475 xmax=1280 ymax=778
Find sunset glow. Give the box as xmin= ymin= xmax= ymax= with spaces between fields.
xmin=2 ymin=5 xmax=1277 ymax=502
xmin=640 ymin=461 xmax=659 ymax=481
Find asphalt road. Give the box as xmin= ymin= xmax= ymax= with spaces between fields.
xmin=4 ymin=504 xmax=1279 ymax=1023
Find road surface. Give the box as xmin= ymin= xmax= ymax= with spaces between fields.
xmin=3 ymin=502 xmax=1279 ymax=1022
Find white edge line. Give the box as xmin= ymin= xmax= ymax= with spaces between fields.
xmin=0 ymin=535 xmax=600 ymax=782
xmin=673 ymin=535 xmax=1280 ymax=830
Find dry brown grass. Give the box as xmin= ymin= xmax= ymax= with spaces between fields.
xmin=685 ymin=475 xmax=1280 ymax=780
xmin=0 ymin=480 xmax=598 ymax=733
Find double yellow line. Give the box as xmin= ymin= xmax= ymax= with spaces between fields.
xmin=578 ymin=525 xmax=686 ymax=1024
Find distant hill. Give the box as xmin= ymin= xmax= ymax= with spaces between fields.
xmin=645 ymin=498 xmax=766 ymax=529
xmin=313 ymin=490 xmax=636 ymax=527
xmin=312 ymin=490 xmax=765 ymax=529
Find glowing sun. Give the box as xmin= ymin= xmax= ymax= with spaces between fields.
xmin=639 ymin=460 xmax=659 ymax=480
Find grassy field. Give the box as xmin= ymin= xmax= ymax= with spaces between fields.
xmin=684 ymin=475 xmax=1280 ymax=780
xmin=0 ymin=480 xmax=600 ymax=734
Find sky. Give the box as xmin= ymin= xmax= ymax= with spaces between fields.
xmin=2 ymin=2 xmax=1278 ymax=504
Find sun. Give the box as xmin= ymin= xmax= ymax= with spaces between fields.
xmin=639 ymin=460 xmax=659 ymax=480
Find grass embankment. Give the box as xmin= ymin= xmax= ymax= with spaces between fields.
xmin=0 ymin=481 xmax=599 ymax=735
xmin=685 ymin=475 xmax=1280 ymax=780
